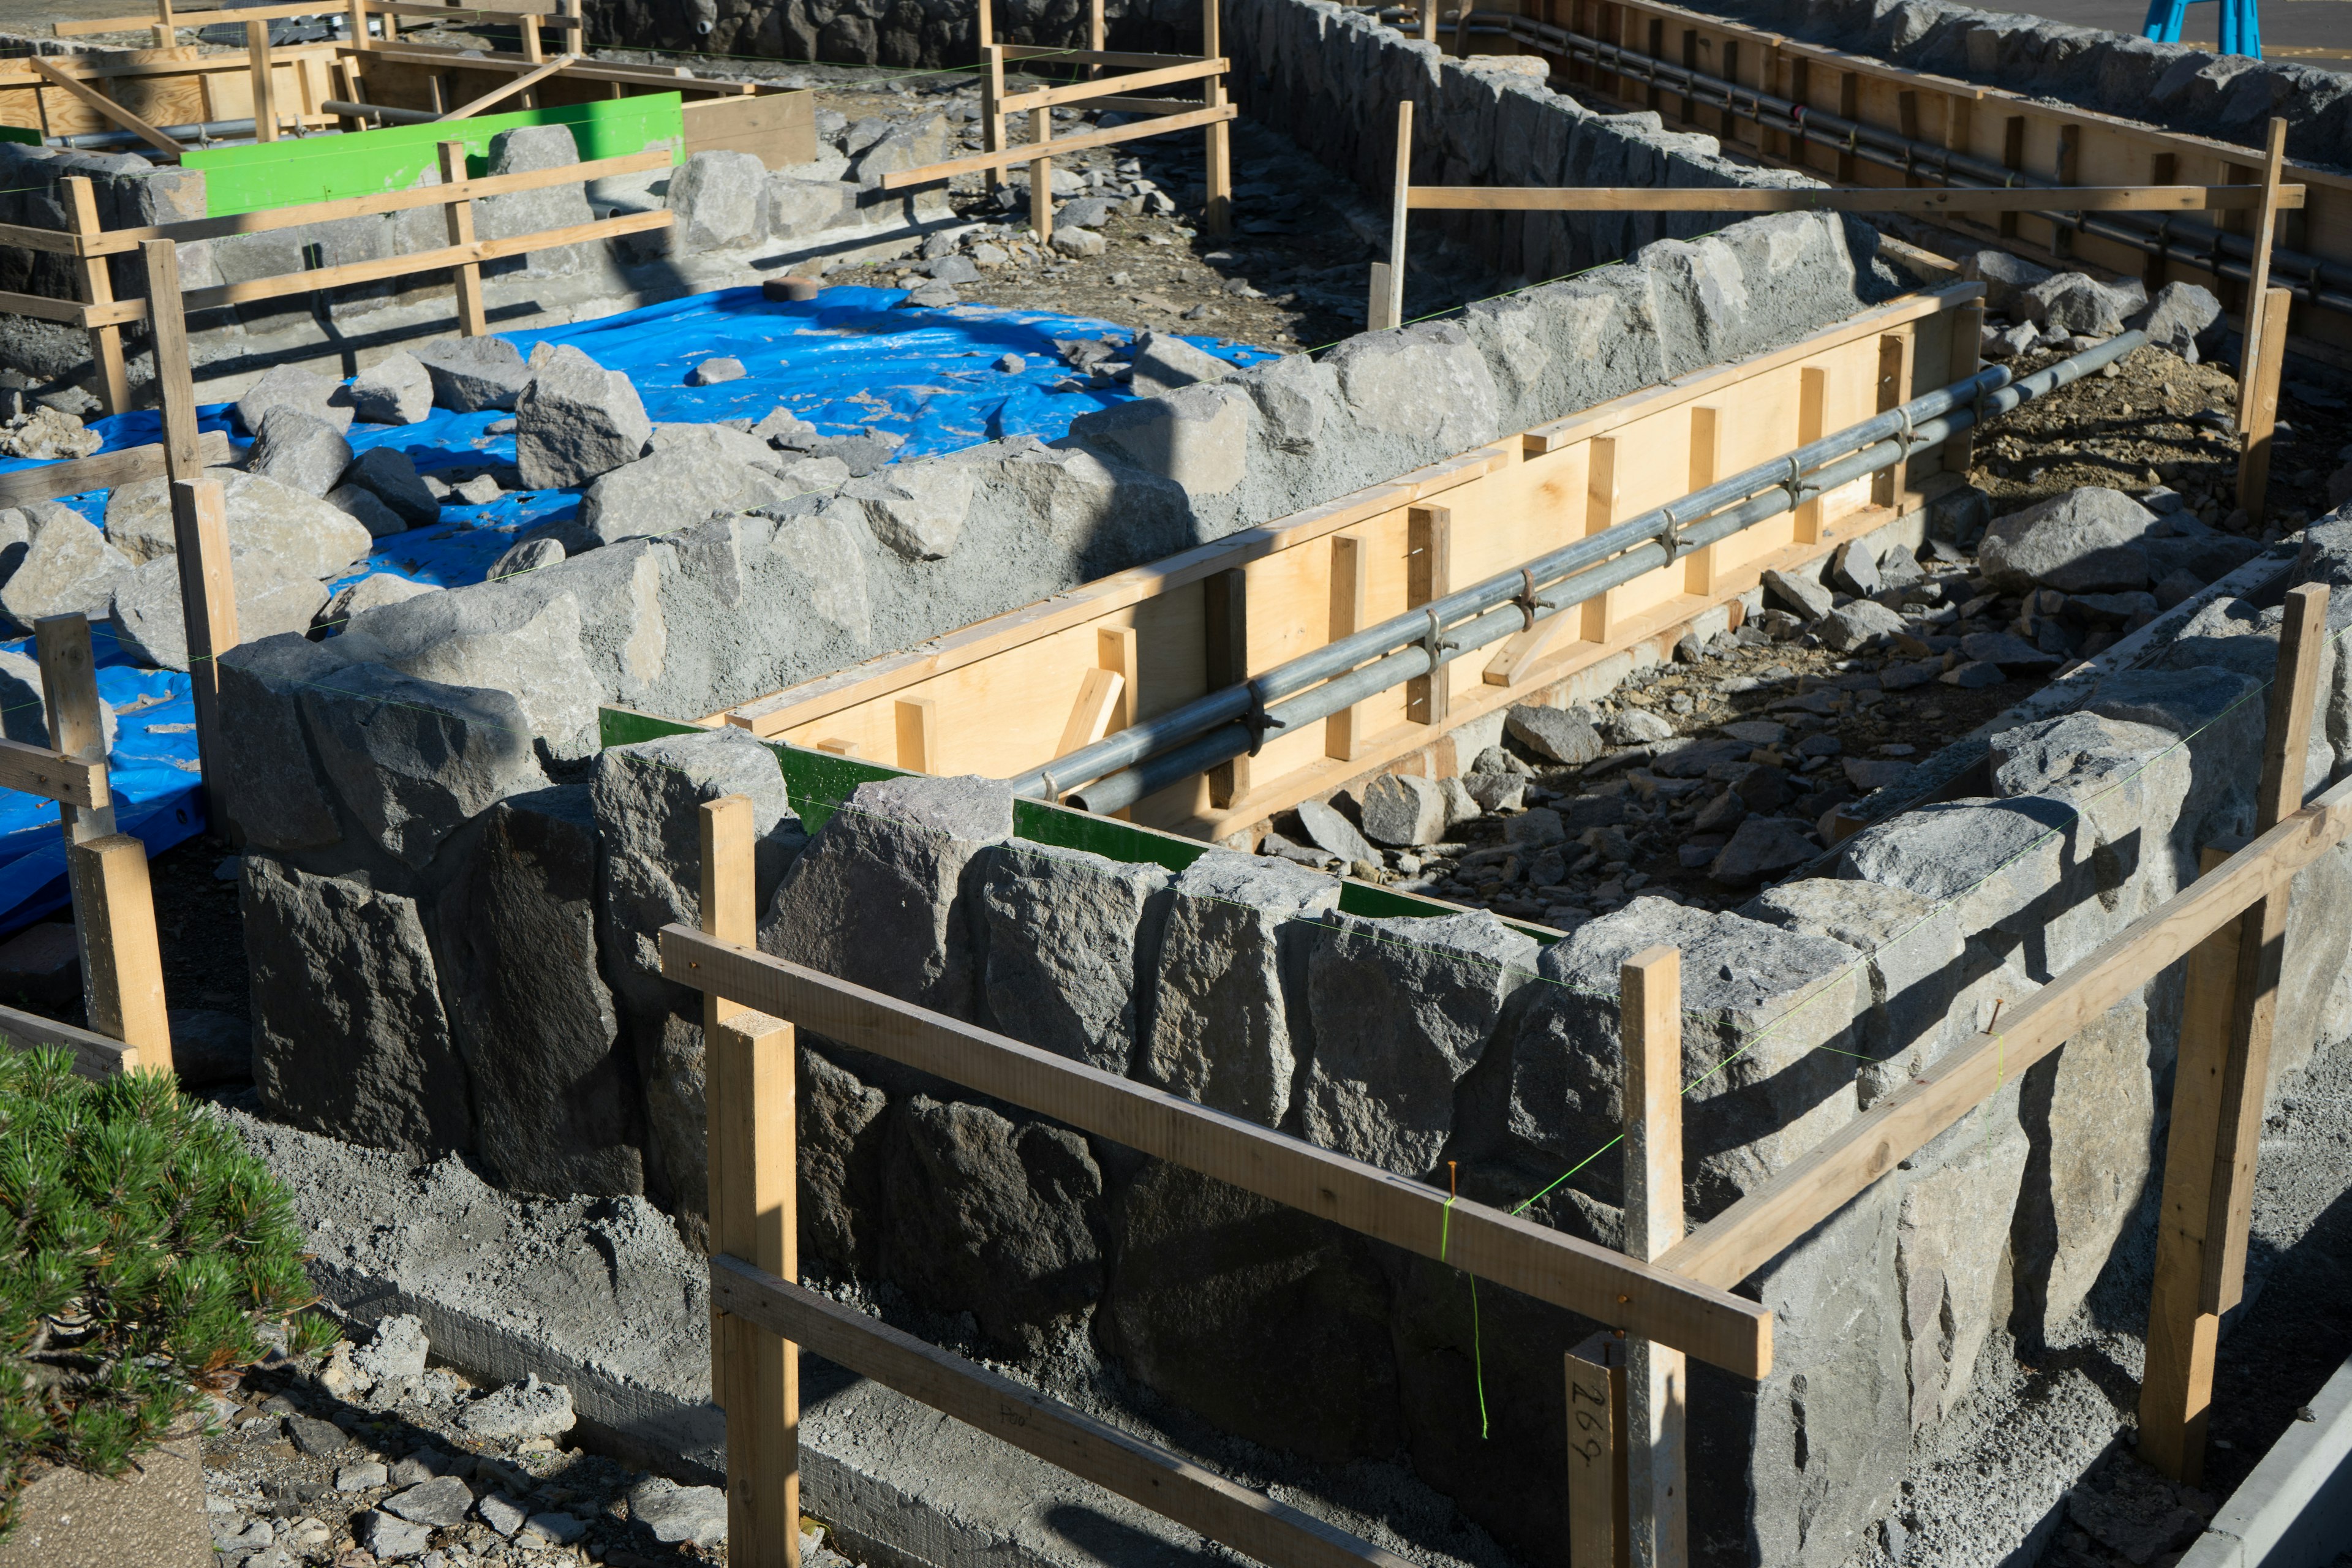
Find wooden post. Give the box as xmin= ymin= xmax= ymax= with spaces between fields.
xmin=1581 ymin=437 xmax=1620 ymax=641
xmin=1997 ymin=116 xmax=2024 ymax=239
xmin=2201 ymin=582 xmax=2328 ymax=1315
xmin=439 ymin=140 xmax=488 ymax=337
xmin=247 ymin=18 xmax=278 ymax=141
xmin=1420 ymin=0 xmax=1436 ymax=44
xmin=1406 ymin=504 xmax=1450 ymax=726
xmin=1870 ymin=332 xmax=1910 ymax=511
xmin=170 ymin=480 xmax=238 ymax=822
xmin=1202 ymin=0 xmax=1231 ymax=239
xmin=1088 ymin=0 xmax=1104 ymax=73
xmin=142 ymin=239 xmax=198 ymax=481
xmin=1793 ymin=368 xmax=1826 ymax=544
xmin=1029 ymin=103 xmax=1054 ymax=245
xmin=69 ymin=835 xmax=172 ymax=1071
xmin=1621 ymin=946 xmax=1686 ymax=1568
xmin=2052 ymin=123 xmax=2080 ymax=259
xmin=1056 ymin=670 xmax=1125 ymax=759
xmin=1096 ymin=625 xmax=1137 ymax=738
xmin=154 ymin=0 xmax=176 ymax=50
xmin=699 ymin=794 xmax=755 ymax=1404
xmin=2138 ymin=842 xmax=2239 ymax=1486
xmin=1325 ymin=533 xmax=1366 ymax=760
xmin=710 ymin=1008 xmax=799 ymax=1568
xmin=63 ymin=178 xmax=128 ymax=418
xmin=1833 ymin=70 xmax=1857 ymax=184
xmin=1204 ymin=567 xmax=1248 ymax=809
xmin=2233 ymin=287 xmax=2290 ymax=524
xmin=1564 ymin=1331 xmax=1627 ymax=1568
xmin=1683 ymin=406 xmax=1720 ymax=597
xmin=982 ymin=46 xmax=1005 ymax=203
xmin=895 ymin=696 xmax=939 ymax=774
xmin=347 ymin=0 xmax=372 ymax=48
xmin=1943 ymin=299 xmax=1984 ymax=477
xmin=1368 ymin=100 xmax=1409 ymax=333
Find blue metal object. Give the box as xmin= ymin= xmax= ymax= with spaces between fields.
xmin=2143 ymin=0 xmax=2261 ymax=59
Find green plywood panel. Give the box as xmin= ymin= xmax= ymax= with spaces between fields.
xmin=0 ymin=127 xmax=39 ymax=147
xmin=183 ymin=94 xmax=685 ymax=218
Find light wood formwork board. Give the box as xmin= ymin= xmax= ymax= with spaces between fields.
xmin=1505 ymin=0 xmax=2352 ymax=361
xmin=713 ymin=286 xmax=1966 ymax=835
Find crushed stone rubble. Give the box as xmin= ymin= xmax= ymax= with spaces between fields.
xmin=200 ymin=1312 xmax=858 ymax=1568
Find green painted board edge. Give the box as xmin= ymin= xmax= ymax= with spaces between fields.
xmin=182 ymin=94 xmax=686 ymax=218
xmin=595 ymin=706 xmax=1556 ymax=944
xmin=0 ymin=127 xmax=39 ymax=148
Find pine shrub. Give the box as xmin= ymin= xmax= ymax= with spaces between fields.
xmin=0 ymin=1046 xmax=336 ymax=1537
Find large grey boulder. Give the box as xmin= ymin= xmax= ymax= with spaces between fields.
xmin=2019 ymin=272 xmax=2126 ymax=337
xmin=1301 ymin=910 xmax=1538 ymax=1175
xmin=667 ymin=150 xmax=767 ymax=252
xmin=235 ymin=364 xmax=354 ymax=434
xmin=881 ymin=1095 xmax=1104 ymax=1360
xmin=1500 ymin=896 xmax=1866 ymax=1205
xmin=214 ymin=633 xmax=354 ymax=852
xmin=976 ymin=840 xmax=1170 ymax=1076
xmin=350 ymin=350 xmax=433 ymax=425
xmin=799 ymin=1045 xmax=887 ymax=1276
xmin=840 ymin=461 xmax=976 ymax=563
xmin=108 ymin=551 xmax=327 ymax=671
xmin=2128 ymin=281 xmax=2221 ymax=361
xmin=326 ymin=484 xmax=407 ymax=540
xmin=845 ymin=115 xmax=949 ymax=186
xmin=516 ymin=345 xmax=651 ymax=490
xmin=415 ymin=336 xmax=534 ymax=413
xmin=1505 ymin=703 xmax=1604 ymax=766
xmin=1817 ymin=599 xmax=1907 ymax=652
xmin=475 ymin=125 xmax=596 ymax=276
xmin=578 ymin=448 xmax=799 ymax=547
xmin=103 ymin=468 xmax=374 ymax=581
xmin=299 ymin=662 xmax=548 ymax=869
xmin=342 ymin=447 xmax=440 ymax=530
xmin=1136 ymin=851 xmax=1340 ymax=1128
xmin=760 ymin=774 xmax=1009 ymax=1022
xmin=1961 ymin=249 xmax=2053 ymax=315
xmin=1127 ymin=331 xmax=1233 ymax=396
xmin=1358 ymin=772 xmax=1448 ymax=847
xmin=589 ymin=727 xmax=804 ymax=1218
xmin=435 ymin=783 xmax=642 ymax=1199
xmin=337 ymin=585 xmax=600 ymax=758
xmin=1895 ymin=1107 xmax=2030 ymax=1428
xmin=248 ymin=407 xmax=355 ymax=498
xmin=1978 ymin=487 xmax=2159 ymax=592
xmin=0 ymin=511 xmax=133 ymax=629
xmin=2011 ymin=994 xmax=2156 ymax=1343
xmin=243 ymin=854 xmax=475 ymax=1155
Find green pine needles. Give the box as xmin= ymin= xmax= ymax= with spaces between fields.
xmin=0 ymin=1046 xmax=337 ymax=1538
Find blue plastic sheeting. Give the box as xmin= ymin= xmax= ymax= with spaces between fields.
xmin=0 ymin=285 xmax=1275 ymax=935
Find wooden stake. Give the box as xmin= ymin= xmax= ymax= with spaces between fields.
xmin=1581 ymin=437 xmax=1620 ymax=642
xmin=1202 ymin=0 xmax=1229 ymax=239
xmin=69 ymin=834 xmax=172 ymax=1071
xmin=982 ymin=45 xmax=1005 ymax=202
xmin=1377 ymin=99 xmax=1411 ymax=332
xmin=699 ymin=793 xmax=757 ymax=1408
xmin=2138 ymin=842 xmax=2237 ymax=1487
xmin=37 ymin=615 xmax=145 ymax=1059
xmin=1057 ymin=670 xmax=1125 ymax=761
xmin=63 ymin=179 xmax=128 ymax=418
xmin=1406 ymin=504 xmax=1450 ymax=726
xmin=347 ymin=0 xmax=372 ymax=48
xmin=2235 ymin=116 xmax=2288 ymax=439
xmin=1870 ymin=333 xmax=1910 ymax=510
xmin=1096 ymin=625 xmax=1137 ymax=737
xmin=170 ymin=479 xmax=238 ymax=822
xmin=710 ymin=1008 xmax=800 ymax=1568
xmin=154 ymin=0 xmax=177 ymax=49
xmin=1325 ymin=533 xmax=1365 ymax=760
xmin=438 ymin=139 xmax=488 ymax=336
xmin=1205 ymin=567 xmax=1248 ymax=809
xmin=247 ymin=18 xmax=278 ymax=141
xmin=1564 ymin=1331 xmax=1627 ymax=1568
xmin=1998 ymin=116 xmax=2025 ymax=240
xmin=895 ymin=696 xmax=939 ymax=774
xmin=1621 ymin=946 xmax=1686 ymax=1568
xmin=1029 ymin=103 xmax=1054 ymax=245
xmin=1793 ymin=368 xmax=1826 ymax=544
xmin=2201 ymin=582 xmax=2328 ymax=1315
xmin=1944 ymin=300 xmax=1984 ymax=477
xmin=140 ymin=239 xmax=200 ymax=482
xmin=2233 ymin=287 xmax=2290 ymax=524
xmin=2052 ymin=122 xmax=2080 ymax=259
xmin=1683 ymin=407 xmax=1720 ymax=596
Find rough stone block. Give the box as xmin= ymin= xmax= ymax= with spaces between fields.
xmin=337 ymin=581 xmax=600 ymax=758
xmin=1978 ymin=487 xmax=2159 ymax=592
xmin=1359 ymin=771 xmax=1449 ymax=846
xmin=976 ymin=840 xmax=1170 ymax=1076
xmin=1128 ymin=330 xmax=1234 ymax=396
xmin=104 ymin=467 xmax=373 ymax=581
xmin=248 ymin=407 xmax=354 ymax=497
xmin=668 ymin=150 xmax=769 ymax=252
xmin=235 ymin=364 xmax=354 ymax=434
xmin=2011 ymin=994 xmax=2156 ymax=1343
xmin=0 ymin=511 xmax=132 ymax=629
xmin=343 ymin=446 xmax=441 ymax=529
xmin=1302 ymin=910 xmax=1538 ymax=1175
xmin=1137 ymin=850 xmax=1340 ymax=1127
xmin=516 ymin=344 xmax=652 ymax=490
xmin=415 ymin=335 xmax=534 ymax=413
xmin=109 ymin=551 xmax=326 ymax=672
xmin=1506 ymin=703 xmax=1604 ymax=765
xmin=350 ymin=350 xmax=434 ymax=424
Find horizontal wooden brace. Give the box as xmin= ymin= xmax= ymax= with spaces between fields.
xmin=997 ymin=56 xmax=1224 ymax=114
xmin=996 ymin=44 xmax=1201 ymax=66
xmin=51 ymin=0 xmax=579 ymax=31
xmin=0 ymin=998 xmax=139 ymax=1079
xmin=710 ymin=1254 xmax=1419 ymax=1568
xmin=79 ymin=208 xmax=673 ymax=325
xmin=881 ymin=102 xmax=1237 ymax=189
xmin=0 ymin=43 xmax=341 ymax=88
xmin=356 ymin=40 xmax=759 ymax=92
xmin=1665 ymin=771 xmax=2352 ymax=1291
xmin=0 ymin=738 xmax=108 ymax=810
xmin=0 ymin=429 xmax=231 ymax=508
xmin=1403 ymin=183 xmax=2305 ymax=213
xmin=662 ymin=928 xmax=1774 ymax=1376
xmin=439 ymin=51 xmax=580 ymax=118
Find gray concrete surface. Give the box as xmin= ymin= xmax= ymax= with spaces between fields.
xmin=2181 ymin=1351 xmax=2352 ymax=1568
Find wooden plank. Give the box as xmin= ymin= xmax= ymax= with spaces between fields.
xmin=1483 ymin=611 xmax=1574 ymax=688
xmin=2234 ymin=117 xmax=2289 ymax=439
xmin=0 ymin=430 xmax=228 ymax=508
xmin=1055 ymin=669 xmax=1125 ymax=761
xmin=1664 ymin=767 xmax=2352 ymax=1291
xmin=895 ymin=695 xmax=939 ymax=774
xmin=141 ymin=239 xmax=203 ymax=483
xmin=997 ymin=56 xmax=1224 ymax=115
xmin=879 ymin=103 xmax=1235 ymax=189
xmin=1326 ymin=533 xmax=1366 ymax=758
xmin=171 ymin=478 xmax=239 ymax=820
xmin=439 ymin=51 xmax=576 ymax=118
xmin=439 ymin=139 xmax=488 ymax=337
xmin=995 ymin=45 xmax=1202 ymax=67
xmin=2138 ymin=843 xmax=2236 ymax=1487
xmin=1029 ymin=101 xmax=1053 ymax=246
xmin=661 ymin=929 xmax=1775 ymax=1374
xmin=1400 ymin=184 xmax=2303 ymax=213
xmin=1097 ymin=625 xmax=1137 ymax=735
xmin=0 ymin=739 xmax=108 ymax=810
xmin=711 ymin=1253 xmax=1418 ymax=1568
xmin=681 ymin=89 xmax=815 ymax=168
xmin=1204 ymin=567 xmax=1248 ymax=809
xmin=75 ymin=149 xmax=673 ymax=254
xmin=1621 ymin=947 xmax=1686 ymax=1568
xmin=1683 ymin=406 xmax=1720 ymax=595
xmin=1581 ymin=437 xmax=1620 ymax=643
xmin=1564 ymin=1333 xmax=1626 ymax=1568
xmin=1870 ymin=331 xmax=1910 ymax=510
xmin=1942 ymin=300 xmax=1983 ymax=477
xmin=248 ymin=19 xmax=277 ymax=141
xmin=2233 ymin=287 xmax=2291 ymax=522
xmin=30 ymin=56 xmax=183 ymax=155
xmin=1381 ymin=99 xmax=1411 ymax=331
xmin=58 ymin=0 xmax=388 ymax=32
xmin=69 ymin=834 xmax=172 ymax=1072
xmin=1406 ymin=503 xmax=1450 ymax=725
xmin=1792 ymin=367 xmax=1827 ymax=544
xmin=63 ymin=179 xmax=129 ymax=418
xmin=2202 ymin=582 xmax=2328 ymax=1314
xmin=709 ymin=1010 xmax=799 ymax=1568
xmin=0 ymin=997 xmax=139 ymax=1079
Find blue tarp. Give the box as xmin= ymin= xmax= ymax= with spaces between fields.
xmin=0 ymin=285 xmax=1276 ymax=935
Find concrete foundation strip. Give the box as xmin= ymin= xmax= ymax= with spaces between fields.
xmin=1031 ymin=332 xmax=2144 ymax=815
xmin=2178 ymin=1350 xmax=2352 ymax=1568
